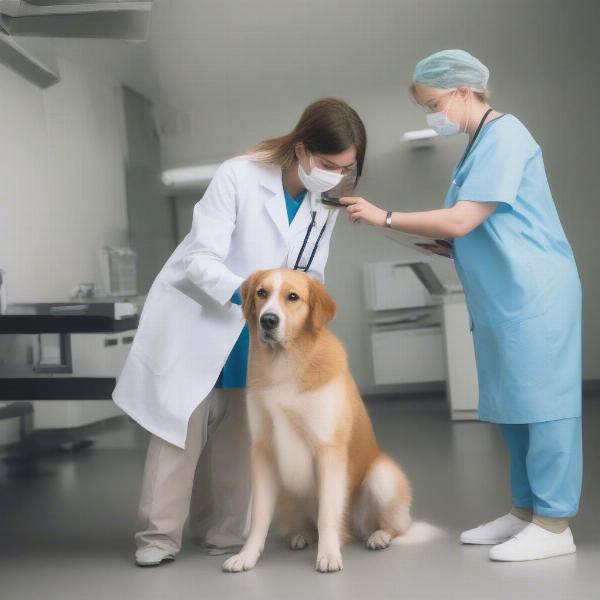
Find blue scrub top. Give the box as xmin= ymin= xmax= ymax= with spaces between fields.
xmin=445 ymin=115 xmax=582 ymax=423
xmin=216 ymin=187 xmax=307 ymax=388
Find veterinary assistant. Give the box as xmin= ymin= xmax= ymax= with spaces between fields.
xmin=113 ymin=97 xmax=367 ymax=567
xmin=341 ymin=49 xmax=582 ymax=563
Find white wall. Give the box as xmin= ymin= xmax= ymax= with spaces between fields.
xmin=146 ymin=0 xmax=600 ymax=390
xmin=1 ymin=2 xmax=597 ymax=403
xmin=0 ymin=39 xmax=154 ymax=444
xmin=0 ymin=40 xmax=152 ymax=303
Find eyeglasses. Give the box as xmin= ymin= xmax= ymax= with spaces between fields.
xmin=422 ymin=90 xmax=457 ymax=114
xmin=313 ymin=154 xmax=358 ymax=176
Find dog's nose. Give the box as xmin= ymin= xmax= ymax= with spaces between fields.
xmin=260 ymin=313 xmax=279 ymax=331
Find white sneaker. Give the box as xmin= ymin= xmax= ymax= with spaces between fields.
xmin=460 ymin=513 xmax=529 ymax=545
xmin=135 ymin=546 xmax=176 ymax=567
xmin=489 ymin=523 xmax=576 ymax=562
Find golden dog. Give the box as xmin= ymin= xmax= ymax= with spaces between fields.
xmin=223 ymin=268 xmax=412 ymax=573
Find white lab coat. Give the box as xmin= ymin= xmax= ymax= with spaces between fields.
xmin=113 ymin=156 xmax=339 ymax=449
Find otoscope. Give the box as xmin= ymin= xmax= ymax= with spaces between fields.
xmin=320 ymin=168 xmax=357 ymax=208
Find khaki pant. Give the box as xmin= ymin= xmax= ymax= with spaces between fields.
xmin=135 ymin=388 xmax=251 ymax=555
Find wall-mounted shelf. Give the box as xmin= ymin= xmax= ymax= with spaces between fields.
xmin=0 ymin=1 xmax=152 ymax=40
xmin=0 ymin=32 xmax=59 ymax=87
xmin=402 ymin=128 xmax=439 ymax=148
xmin=162 ymin=164 xmax=220 ymax=192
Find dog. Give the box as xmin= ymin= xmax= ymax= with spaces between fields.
xmin=223 ymin=268 xmax=412 ymax=573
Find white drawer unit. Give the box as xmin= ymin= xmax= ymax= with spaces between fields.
xmin=70 ymin=330 xmax=135 ymax=377
xmin=32 ymin=330 xmax=135 ymax=430
xmin=371 ymin=326 xmax=446 ymax=385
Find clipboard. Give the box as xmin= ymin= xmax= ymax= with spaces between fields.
xmin=384 ymin=230 xmax=453 ymax=259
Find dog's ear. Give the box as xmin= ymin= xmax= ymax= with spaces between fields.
xmin=241 ymin=270 xmax=265 ymax=322
xmin=309 ymin=277 xmax=337 ymax=330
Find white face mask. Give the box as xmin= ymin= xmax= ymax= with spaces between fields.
xmin=426 ymin=111 xmax=461 ymax=136
xmin=298 ymin=155 xmax=344 ymax=193
xmin=425 ymin=91 xmax=464 ymax=136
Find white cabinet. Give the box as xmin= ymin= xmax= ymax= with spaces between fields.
xmin=32 ymin=330 xmax=135 ymax=430
xmin=364 ymin=257 xmax=478 ymax=419
xmin=441 ymin=295 xmax=479 ymax=418
xmin=70 ymin=330 xmax=135 ymax=377
xmin=365 ymin=259 xmax=444 ymax=387
xmin=371 ymin=326 xmax=446 ymax=385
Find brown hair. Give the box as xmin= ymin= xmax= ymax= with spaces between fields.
xmin=248 ymin=98 xmax=367 ymax=180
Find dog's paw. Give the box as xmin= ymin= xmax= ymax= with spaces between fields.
xmin=289 ymin=531 xmax=316 ymax=550
xmin=222 ymin=551 xmax=259 ymax=573
xmin=290 ymin=533 xmax=309 ymax=550
xmin=316 ymin=551 xmax=343 ymax=573
xmin=366 ymin=529 xmax=392 ymax=550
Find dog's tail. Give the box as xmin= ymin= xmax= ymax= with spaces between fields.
xmin=391 ymin=521 xmax=444 ymax=545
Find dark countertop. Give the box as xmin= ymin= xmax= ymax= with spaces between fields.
xmin=0 ymin=375 xmax=116 ymax=400
xmin=0 ymin=303 xmax=139 ymax=334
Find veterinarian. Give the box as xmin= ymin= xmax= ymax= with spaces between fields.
xmin=340 ymin=49 xmax=582 ymax=562
xmin=113 ymin=98 xmax=367 ymax=566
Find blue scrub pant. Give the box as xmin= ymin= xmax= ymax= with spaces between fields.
xmin=499 ymin=417 xmax=582 ymax=518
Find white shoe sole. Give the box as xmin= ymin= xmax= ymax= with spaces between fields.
xmin=490 ymin=545 xmax=576 ymax=562
xmin=135 ymin=555 xmax=175 ymax=567
xmin=460 ymin=535 xmax=511 ymax=545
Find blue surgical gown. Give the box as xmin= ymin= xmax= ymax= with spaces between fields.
xmin=216 ymin=187 xmax=307 ymax=388
xmin=445 ymin=114 xmax=582 ymax=423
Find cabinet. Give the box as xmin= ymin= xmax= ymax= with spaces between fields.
xmin=32 ymin=330 xmax=135 ymax=430
xmin=371 ymin=325 xmax=445 ymax=385
xmin=365 ymin=259 xmax=445 ymax=386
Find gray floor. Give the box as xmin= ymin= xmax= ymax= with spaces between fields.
xmin=1 ymin=396 xmax=599 ymax=600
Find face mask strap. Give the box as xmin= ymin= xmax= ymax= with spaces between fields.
xmin=447 ymin=89 xmax=473 ymax=134
xmin=442 ymin=89 xmax=458 ymax=120
xmin=462 ymin=91 xmax=472 ymax=134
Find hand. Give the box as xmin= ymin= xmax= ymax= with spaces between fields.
xmin=339 ymin=197 xmax=387 ymax=226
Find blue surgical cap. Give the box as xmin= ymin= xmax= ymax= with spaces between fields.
xmin=412 ymin=49 xmax=489 ymax=91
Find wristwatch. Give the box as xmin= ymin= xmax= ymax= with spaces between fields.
xmin=385 ymin=211 xmax=393 ymax=228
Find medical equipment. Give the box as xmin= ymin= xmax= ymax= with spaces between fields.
xmin=97 ymin=246 xmax=138 ymax=297
xmin=293 ymin=210 xmax=330 ymax=271
xmin=321 ymin=167 xmax=357 ymax=207
xmin=364 ymin=258 xmax=479 ymax=419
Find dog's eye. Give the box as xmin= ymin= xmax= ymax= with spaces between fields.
xmin=257 ymin=288 xmax=268 ymax=298
xmin=288 ymin=292 xmax=300 ymax=302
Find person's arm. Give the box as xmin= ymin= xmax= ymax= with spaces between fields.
xmin=182 ymin=160 xmax=245 ymax=306
xmin=339 ymin=197 xmax=497 ymax=238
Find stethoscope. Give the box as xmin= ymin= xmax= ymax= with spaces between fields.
xmin=292 ymin=194 xmax=331 ymax=272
